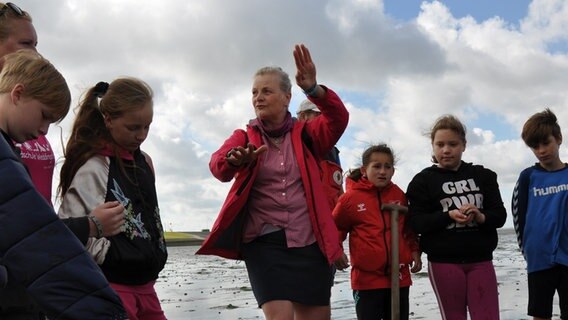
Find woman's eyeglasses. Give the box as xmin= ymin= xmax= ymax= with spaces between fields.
xmin=0 ymin=2 xmax=26 ymax=17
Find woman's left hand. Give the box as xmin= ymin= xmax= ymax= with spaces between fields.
xmin=293 ymin=44 xmax=317 ymax=93
xmin=410 ymin=251 xmax=422 ymax=273
xmin=334 ymin=253 xmax=350 ymax=271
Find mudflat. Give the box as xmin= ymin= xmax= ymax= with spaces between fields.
xmin=155 ymin=229 xmax=559 ymax=319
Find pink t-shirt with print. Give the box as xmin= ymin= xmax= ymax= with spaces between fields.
xmin=18 ymin=135 xmax=54 ymax=206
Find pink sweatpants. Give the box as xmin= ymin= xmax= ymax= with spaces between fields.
xmin=110 ymin=281 xmax=167 ymax=320
xmin=428 ymin=260 xmax=500 ymax=320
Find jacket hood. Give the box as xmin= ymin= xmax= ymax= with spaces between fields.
xmin=98 ymin=143 xmax=139 ymax=161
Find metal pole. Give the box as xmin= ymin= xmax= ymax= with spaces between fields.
xmin=381 ymin=203 xmax=408 ymax=320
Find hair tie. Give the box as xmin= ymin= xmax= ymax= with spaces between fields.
xmin=93 ymin=81 xmax=109 ymax=98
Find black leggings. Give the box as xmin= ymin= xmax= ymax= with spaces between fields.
xmin=353 ymin=287 xmax=410 ymax=320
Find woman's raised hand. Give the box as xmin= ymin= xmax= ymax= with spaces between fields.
xmin=293 ymin=44 xmax=317 ymax=93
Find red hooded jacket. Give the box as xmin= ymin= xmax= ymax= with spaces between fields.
xmin=333 ymin=177 xmax=419 ymax=290
xmin=197 ymin=88 xmax=348 ymax=265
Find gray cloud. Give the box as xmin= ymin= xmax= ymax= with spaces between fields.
xmin=20 ymin=0 xmax=568 ymax=230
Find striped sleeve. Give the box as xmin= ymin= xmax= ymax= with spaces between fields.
xmin=512 ymin=168 xmax=531 ymax=252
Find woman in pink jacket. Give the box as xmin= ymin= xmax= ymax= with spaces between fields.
xmin=197 ymin=44 xmax=349 ymax=320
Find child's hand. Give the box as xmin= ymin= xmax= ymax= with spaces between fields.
xmin=334 ymin=253 xmax=350 ymax=270
xmin=460 ymin=204 xmax=485 ymax=224
xmin=410 ymin=251 xmax=422 ymax=273
xmin=449 ymin=208 xmax=474 ymax=225
xmin=90 ymin=201 xmax=125 ymax=237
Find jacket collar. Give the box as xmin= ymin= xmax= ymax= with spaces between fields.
xmin=346 ymin=176 xmax=394 ymax=192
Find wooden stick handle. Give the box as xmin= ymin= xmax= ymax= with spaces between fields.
xmin=381 ymin=203 xmax=408 ymax=214
xmin=381 ymin=203 xmax=408 ymax=320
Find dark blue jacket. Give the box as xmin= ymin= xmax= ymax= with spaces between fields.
xmin=0 ymin=134 xmax=126 ymax=319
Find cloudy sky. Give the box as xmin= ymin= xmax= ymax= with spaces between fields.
xmin=24 ymin=0 xmax=568 ymax=231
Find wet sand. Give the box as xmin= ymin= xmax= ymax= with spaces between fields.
xmin=155 ymin=229 xmax=560 ymax=319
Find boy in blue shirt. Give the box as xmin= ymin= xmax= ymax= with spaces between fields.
xmin=513 ymin=108 xmax=568 ymax=320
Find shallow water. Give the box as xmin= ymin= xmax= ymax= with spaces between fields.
xmin=155 ymin=229 xmax=560 ymax=319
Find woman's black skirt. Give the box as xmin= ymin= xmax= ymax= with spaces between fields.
xmin=241 ymin=229 xmax=333 ymax=307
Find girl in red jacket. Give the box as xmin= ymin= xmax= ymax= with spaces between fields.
xmin=333 ymin=144 xmax=421 ymax=320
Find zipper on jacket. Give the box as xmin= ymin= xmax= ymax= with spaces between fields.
xmin=236 ymin=166 xmax=254 ymax=196
xmin=301 ymin=134 xmax=326 ymax=258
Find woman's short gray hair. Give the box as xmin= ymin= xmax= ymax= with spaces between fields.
xmin=254 ymin=66 xmax=291 ymax=93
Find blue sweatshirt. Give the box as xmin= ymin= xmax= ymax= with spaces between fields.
xmin=512 ymin=164 xmax=568 ymax=273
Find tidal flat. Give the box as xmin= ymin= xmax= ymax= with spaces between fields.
xmin=155 ymin=229 xmax=559 ymax=319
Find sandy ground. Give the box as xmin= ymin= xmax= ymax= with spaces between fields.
xmin=155 ymin=229 xmax=561 ymax=319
